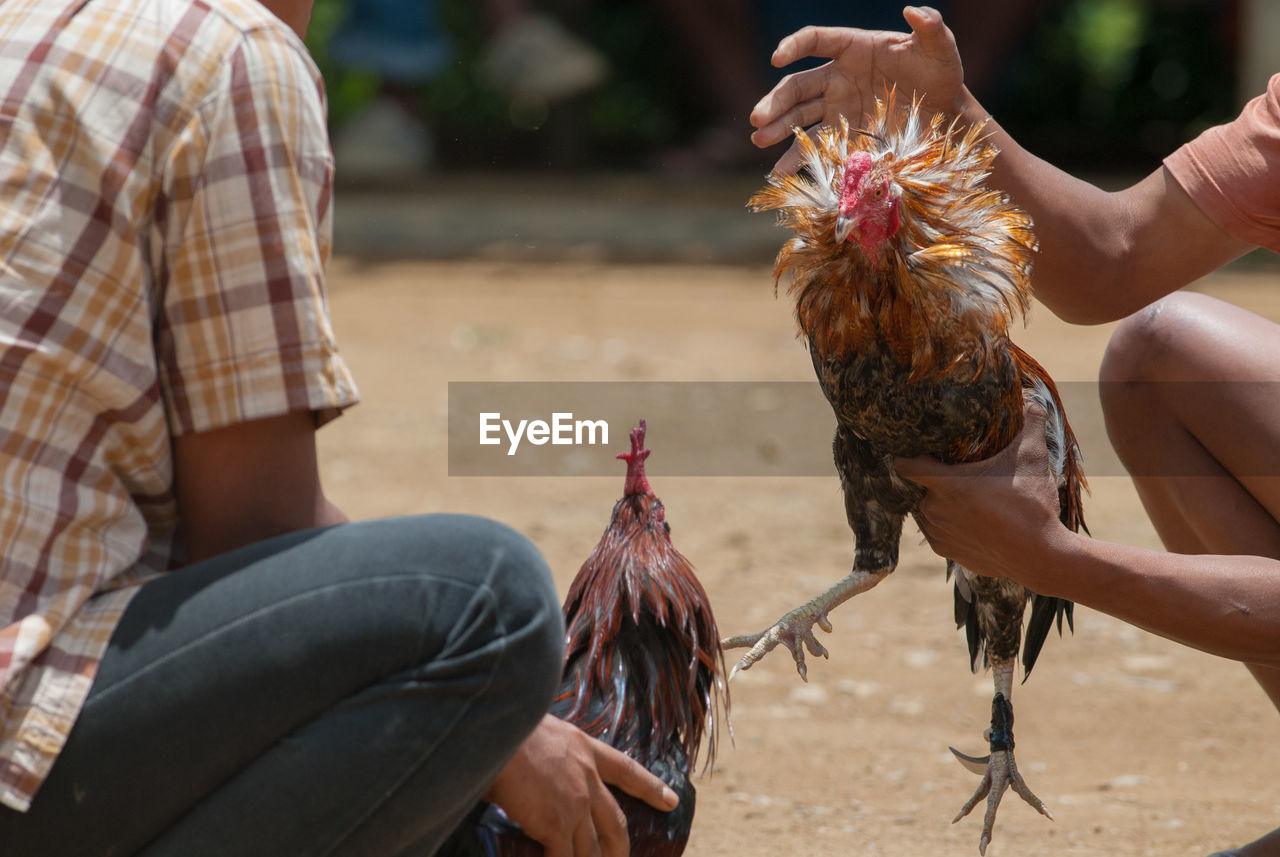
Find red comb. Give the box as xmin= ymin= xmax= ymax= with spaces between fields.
xmin=617 ymin=420 xmax=652 ymax=496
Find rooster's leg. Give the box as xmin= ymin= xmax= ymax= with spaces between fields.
xmin=721 ymin=566 xmax=890 ymax=681
xmin=950 ymin=656 xmax=1053 ymax=855
xmin=725 ymin=436 xmax=904 ymax=682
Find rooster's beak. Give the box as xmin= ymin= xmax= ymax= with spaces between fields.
xmin=834 ymin=214 xmax=855 ymax=244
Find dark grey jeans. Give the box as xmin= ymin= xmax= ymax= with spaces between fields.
xmin=0 ymin=514 xmax=564 ymax=857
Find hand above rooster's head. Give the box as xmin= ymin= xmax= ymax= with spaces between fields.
xmin=750 ymin=6 xmax=967 ymax=175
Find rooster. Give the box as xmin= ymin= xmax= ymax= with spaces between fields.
xmin=440 ymin=421 xmax=729 ymax=857
xmin=726 ymin=92 xmax=1087 ymax=854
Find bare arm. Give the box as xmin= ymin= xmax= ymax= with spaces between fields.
xmin=1039 ymin=532 xmax=1280 ymax=667
xmin=951 ymin=93 xmax=1252 ymax=323
xmin=750 ymin=7 xmax=1253 ymax=324
xmin=895 ymin=407 xmax=1280 ymax=667
xmin=173 ymin=410 xmax=347 ymax=562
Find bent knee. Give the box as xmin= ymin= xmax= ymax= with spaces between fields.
xmin=348 ymin=515 xmax=564 ymax=699
xmin=444 ymin=515 xmax=562 ymax=648
xmin=1100 ymin=292 xmax=1233 ymax=386
xmin=1099 ymin=294 xmax=1200 ymax=454
xmin=440 ymin=516 xmax=565 ymax=721
xmin=424 ymin=515 xmax=563 ymax=697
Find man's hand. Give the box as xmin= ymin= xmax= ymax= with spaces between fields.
xmin=484 ymin=714 xmax=678 ymax=857
xmin=750 ymin=6 xmax=966 ymax=173
xmin=894 ymin=403 xmax=1068 ymax=585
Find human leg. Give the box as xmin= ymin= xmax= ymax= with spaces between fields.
xmin=0 ymin=514 xmax=563 ymax=857
xmin=1100 ymin=292 xmax=1280 ymax=693
xmin=1100 ymin=292 xmax=1280 ymax=856
xmin=1099 ymin=291 xmax=1280 ymax=543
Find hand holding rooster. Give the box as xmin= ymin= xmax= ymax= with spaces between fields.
xmin=896 ymin=402 xmax=1068 ymax=585
xmin=747 ymin=5 xmax=1280 ymax=667
xmin=484 ymin=714 xmax=678 ymax=857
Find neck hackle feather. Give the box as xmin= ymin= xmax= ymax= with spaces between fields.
xmin=749 ymin=91 xmax=1038 ymax=381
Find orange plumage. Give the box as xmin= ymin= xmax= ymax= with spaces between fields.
xmin=727 ymin=92 xmax=1088 ymax=854
xmin=752 ymin=95 xmax=1036 ymax=384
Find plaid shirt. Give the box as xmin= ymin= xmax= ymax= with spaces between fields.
xmin=0 ymin=0 xmax=358 ymax=811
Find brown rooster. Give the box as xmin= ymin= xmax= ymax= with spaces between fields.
xmin=726 ymin=92 xmax=1087 ymax=854
xmin=440 ymin=421 xmax=728 ymax=857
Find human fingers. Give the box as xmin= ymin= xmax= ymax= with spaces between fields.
xmin=750 ymin=65 xmax=829 ymax=131
xmin=902 ymin=5 xmax=953 ymax=56
xmin=751 ymin=98 xmax=827 ymax=151
xmin=570 ymin=817 xmax=603 ymax=857
xmin=751 ymin=98 xmax=828 ymax=154
xmin=589 ymin=777 xmax=630 ymax=857
xmin=892 ymin=451 xmax=951 ymax=489
xmin=1021 ymin=399 xmax=1049 ymax=437
xmin=995 ymin=400 xmax=1051 ymax=476
xmin=770 ymin=25 xmax=857 ymax=69
xmin=593 ymin=741 xmax=678 ymax=812
xmin=1023 ymin=406 xmax=1059 ymax=485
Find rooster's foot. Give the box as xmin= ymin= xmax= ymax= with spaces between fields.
xmin=950 ymin=694 xmax=1053 ymax=855
xmin=721 ymin=604 xmax=832 ymax=681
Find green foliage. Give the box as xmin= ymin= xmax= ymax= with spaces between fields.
xmin=994 ymin=0 xmax=1235 ymax=170
xmin=1067 ymin=0 xmax=1147 ymax=92
xmin=303 ymin=0 xmax=1238 ymax=171
xmin=304 ymin=0 xmax=380 ymax=124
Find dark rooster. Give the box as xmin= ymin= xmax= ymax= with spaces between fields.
xmin=725 ymin=92 xmax=1087 ymax=854
xmin=440 ymin=421 xmax=728 ymax=857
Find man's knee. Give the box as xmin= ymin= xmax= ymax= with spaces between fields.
xmin=1099 ymin=292 xmax=1218 ymax=435
xmin=454 ymin=514 xmax=565 ymax=700
xmin=403 ymin=514 xmax=563 ymax=705
xmin=1100 ymin=291 xmax=1234 ymax=386
xmin=341 ymin=514 xmax=564 ymax=709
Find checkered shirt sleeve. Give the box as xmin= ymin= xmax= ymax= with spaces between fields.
xmin=154 ymin=20 xmax=358 ymax=433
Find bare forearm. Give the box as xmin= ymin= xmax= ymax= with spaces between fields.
xmin=953 ymin=90 xmax=1141 ymax=322
xmin=1029 ymin=530 xmax=1280 ymax=667
xmin=177 ymin=411 xmax=351 ymax=563
xmin=186 ymin=492 xmax=347 ymax=563
xmin=954 ymin=89 xmax=1249 ymax=323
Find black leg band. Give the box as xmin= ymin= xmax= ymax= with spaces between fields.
xmin=988 ymin=693 xmax=1015 ymax=752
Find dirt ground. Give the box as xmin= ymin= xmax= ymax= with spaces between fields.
xmin=316 ymin=256 xmax=1280 ymax=857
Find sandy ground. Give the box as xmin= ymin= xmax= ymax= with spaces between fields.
xmin=315 ymin=256 xmax=1280 ymax=857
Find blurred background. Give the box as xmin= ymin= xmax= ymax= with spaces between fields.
xmin=310 ymin=8 xmax=1280 ymax=852
xmin=316 ymin=249 xmax=1280 ymax=857
xmin=304 ymin=0 xmax=1278 ymax=263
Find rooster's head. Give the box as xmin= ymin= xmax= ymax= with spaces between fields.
xmin=835 ymin=150 xmax=901 ymax=253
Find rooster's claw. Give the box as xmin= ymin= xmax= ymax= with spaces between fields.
xmin=722 ymin=568 xmax=887 ymax=680
xmin=952 ymin=747 xmax=1053 ymax=855
xmin=722 ymin=606 xmax=833 ymax=681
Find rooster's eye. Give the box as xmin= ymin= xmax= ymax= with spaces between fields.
xmin=872 ymin=186 xmax=884 ymax=199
